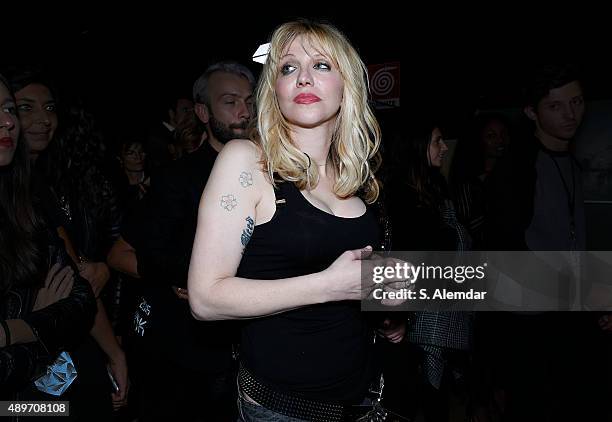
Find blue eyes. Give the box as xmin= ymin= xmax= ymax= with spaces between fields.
xmin=281 ymin=64 xmax=296 ymax=75
xmin=280 ymin=61 xmax=332 ymax=75
xmin=313 ymin=62 xmax=331 ymax=71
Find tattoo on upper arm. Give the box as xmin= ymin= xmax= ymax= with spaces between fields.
xmin=220 ymin=194 xmax=238 ymax=211
xmin=239 ymin=171 xmax=253 ymax=188
xmin=241 ymin=216 xmax=255 ymax=247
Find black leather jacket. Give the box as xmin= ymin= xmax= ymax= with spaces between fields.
xmin=0 ymin=230 xmax=96 ymax=398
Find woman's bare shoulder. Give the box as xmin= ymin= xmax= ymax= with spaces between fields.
xmin=219 ymin=139 xmax=261 ymax=163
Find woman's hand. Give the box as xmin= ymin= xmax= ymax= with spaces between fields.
xmin=323 ymin=248 xmax=413 ymax=307
xmin=78 ymin=261 xmax=110 ymax=297
xmin=598 ymin=314 xmax=612 ymax=332
xmin=323 ymin=246 xmax=373 ymax=301
xmin=172 ymin=286 xmax=189 ymax=300
xmin=108 ymin=351 xmax=129 ymax=409
xmin=33 ymin=264 xmax=75 ymax=311
xmin=376 ymin=318 xmax=406 ymax=343
xmin=368 ymin=255 xmax=413 ymax=307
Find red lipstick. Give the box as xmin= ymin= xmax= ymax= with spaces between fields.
xmin=293 ymin=93 xmax=321 ymax=104
xmin=0 ymin=137 xmax=14 ymax=148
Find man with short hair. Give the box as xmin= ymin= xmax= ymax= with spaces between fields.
xmin=192 ymin=61 xmax=255 ymax=151
xmin=488 ymin=65 xmax=586 ymax=251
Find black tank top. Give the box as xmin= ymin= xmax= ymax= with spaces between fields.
xmin=236 ymin=181 xmax=380 ymax=404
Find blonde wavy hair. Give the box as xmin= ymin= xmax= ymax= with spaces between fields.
xmin=252 ymin=19 xmax=382 ymax=203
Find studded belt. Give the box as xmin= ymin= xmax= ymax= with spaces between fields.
xmin=238 ymin=364 xmax=354 ymax=422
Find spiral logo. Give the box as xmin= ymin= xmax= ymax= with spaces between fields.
xmin=371 ymin=67 xmax=396 ymax=97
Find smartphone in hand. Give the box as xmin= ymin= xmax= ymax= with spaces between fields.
xmin=107 ymin=365 xmax=119 ymax=394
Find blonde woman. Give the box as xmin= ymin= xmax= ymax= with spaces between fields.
xmin=188 ymin=20 xmax=402 ymax=421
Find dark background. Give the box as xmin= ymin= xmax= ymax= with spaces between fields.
xmin=4 ymin=9 xmax=611 ymax=249
xmin=6 ymin=10 xmax=612 ymax=143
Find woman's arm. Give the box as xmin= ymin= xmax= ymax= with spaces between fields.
xmin=0 ymin=271 xmax=97 ymax=390
xmin=89 ymin=299 xmax=128 ymax=404
xmin=21 ymin=272 xmax=96 ymax=353
xmin=0 ymin=319 xmax=36 ymax=346
xmin=107 ymin=236 xmax=140 ymax=279
xmin=188 ymin=140 xmax=371 ymax=321
xmin=77 ymin=176 xmax=121 ymax=297
xmin=0 ymin=264 xmax=76 ymax=348
xmin=57 ymin=224 xmax=111 ymax=297
xmin=0 ymin=342 xmax=50 ymax=391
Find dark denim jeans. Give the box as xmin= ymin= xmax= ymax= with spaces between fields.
xmin=237 ymin=393 xmax=308 ymax=422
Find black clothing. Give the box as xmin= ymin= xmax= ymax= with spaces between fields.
xmin=137 ymin=142 xmax=217 ymax=289
xmin=485 ymin=135 xmax=585 ymax=251
xmin=237 ymin=181 xmax=380 ymax=404
xmin=0 ymin=225 xmax=96 ymax=398
xmin=388 ymin=182 xmax=457 ymax=251
xmin=125 ymin=142 xmax=236 ymax=421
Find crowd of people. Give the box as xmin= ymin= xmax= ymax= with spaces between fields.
xmin=1 ymin=19 xmax=611 ymax=422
